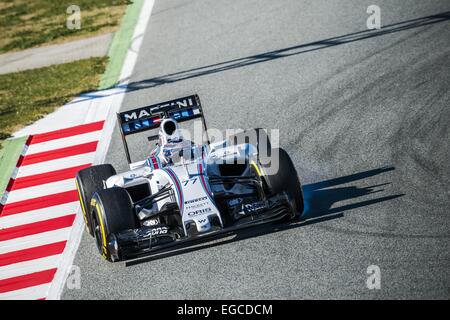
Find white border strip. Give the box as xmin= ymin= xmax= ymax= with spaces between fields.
xmin=26 ymin=131 xmax=103 ymax=155
xmin=0 ymin=227 xmax=72 ymax=255
xmin=5 ymin=179 xmax=75 ymax=204
xmin=15 ymin=152 xmax=96 ymax=178
xmin=0 ymin=202 xmax=78 ymax=229
xmin=0 ymin=283 xmax=51 ymax=300
xmin=0 ymin=255 xmax=62 ymax=281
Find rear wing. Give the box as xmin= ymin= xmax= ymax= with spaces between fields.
xmin=117 ymin=94 xmax=209 ymax=163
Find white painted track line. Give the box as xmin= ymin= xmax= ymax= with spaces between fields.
xmin=0 ymin=228 xmax=71 ymax=255
xmin=16 ymin=152 xmax=95 ymax=178
xmin=0 ymin=255 xmax=61 ymax=281
xmin=0 ymin=202 xmax=78 ymax=229
xmin=26 ymin=131 xmax=103 ymax=155
xmin=47 ymin=0 xmax=156 ymax=300
xmin=0 ymin=0 xmax=157 ymax=300
xmin=0 ymin=283 xmax=50 ymax=300
xmin=5 ymin=179 xmax=76 ymax=204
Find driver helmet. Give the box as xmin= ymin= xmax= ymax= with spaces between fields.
xmin=159 ymin=118 xmax=183 ymax=145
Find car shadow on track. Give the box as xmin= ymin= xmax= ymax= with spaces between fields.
xmin=122 ymin=12 xmax=450 ymax=89
xmin=70 ymin=10 xmax=450 ymax=105
xmin=301 ymin=166 xmax=403 ymax=220
xmin=126 ymin=166 xmax=404 ymax=266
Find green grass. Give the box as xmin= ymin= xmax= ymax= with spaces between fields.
xmin=0 ymin=136 xmax=28 ymax=197
xmin=0 ymin=57 xmax=107 ymax=142
xmin=0 ymin=0 xmax=130 ymax=54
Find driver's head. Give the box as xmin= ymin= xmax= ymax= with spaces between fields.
xmin=159 ymin=118 xmax=183 ymax=145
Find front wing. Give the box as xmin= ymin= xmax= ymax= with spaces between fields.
xmin=109 ymin=193 xmax=295 ymax=263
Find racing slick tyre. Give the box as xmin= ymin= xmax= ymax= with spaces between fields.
xmin=259 ymin=148 xmax=304 ymax=220
xmin=75 ymin=164 xmax=116 ymax=237
xmin=90 ymin=188 xmax=138 ymax=262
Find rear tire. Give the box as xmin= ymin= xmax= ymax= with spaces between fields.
xmin=76 ymin=164 xmax=116 ymax=236
xmin=90 ymin=188 xmax=138 ymax=262
xmin=260 ymin=148 xmax=304 ymax=220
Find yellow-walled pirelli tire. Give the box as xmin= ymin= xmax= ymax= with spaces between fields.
xmin=257 ymin=148 xmax=304 ymax=220
xmin=75 ymin=164 xmax=116 ymax=237
xmin=90 ymin=188 xmax=138 ymax=262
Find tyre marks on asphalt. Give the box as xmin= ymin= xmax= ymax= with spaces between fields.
xmin=0 ymin=122 xmax=104 ymax=299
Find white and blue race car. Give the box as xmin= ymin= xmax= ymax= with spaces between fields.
xmin=75 ymin=95 xmax=304 ymax=262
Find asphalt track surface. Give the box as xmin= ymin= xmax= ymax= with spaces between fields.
xmin=63 ymin=0 xmax=450 ymax=299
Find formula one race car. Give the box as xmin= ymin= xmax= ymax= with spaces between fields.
xmin=76 ymin=95 xmax=303 ymax=262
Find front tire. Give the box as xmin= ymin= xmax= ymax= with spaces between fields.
xmin=90 ymin=188 xmax=138 ymax=262
xmin=259 ymin=148 xmax=304 ymax=220
xmin=76 ymin=164 xmax=116 ymax=237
